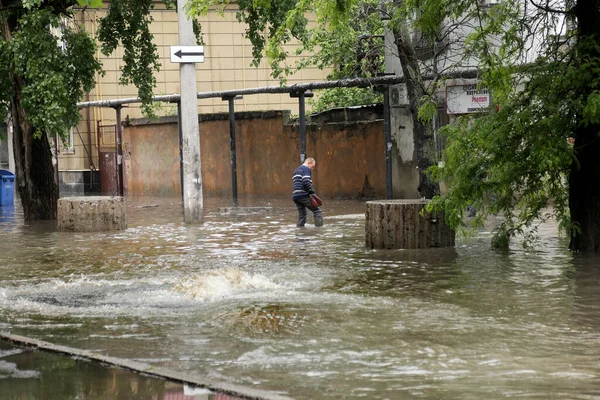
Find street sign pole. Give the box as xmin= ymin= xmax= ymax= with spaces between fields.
xmin=177 ymin=0 xmax=203 ymax=223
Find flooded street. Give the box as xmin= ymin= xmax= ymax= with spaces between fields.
xmin=1 ymin=196 xmax=600 ymax=399
xmin=0 ymin=339 xmax=229 ymax=400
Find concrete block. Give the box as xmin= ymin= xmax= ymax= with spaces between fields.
xmin=365 ymin=199 xmax=455 ymax=249
xmin=57 ymin=196 xmax=127 ymax=232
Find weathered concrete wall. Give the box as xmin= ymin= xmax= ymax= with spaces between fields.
xmin=122 ymin=110 xmax=391 ymax=199
xmin=57 ymin=196 xmax=127 ymax=232
xmin=123 ymin=118 xmax=181 ymax=196
xmin=384 ymin=27 xmax=424 ymax=199
xmin=390 ymin=105 xmax=420 ymax=199
xmin=296 ymin=121 xmax=386 ymax=199
xmin=201 ymin=111 xmax=296 ymax=197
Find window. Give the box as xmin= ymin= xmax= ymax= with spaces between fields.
xmin=61 ymin=127 xmax=75 ymax=154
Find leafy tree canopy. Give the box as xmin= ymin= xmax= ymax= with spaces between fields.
xmin=186 ymin=0 xmax=385 ymax=111
xmin=421 ymin=0 xmax=594 ymax=250
xmin=0 ymin=5 xmax=101 ymax=143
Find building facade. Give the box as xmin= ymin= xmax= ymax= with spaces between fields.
xmin=51 ymin=3 xmax=329 ymax=195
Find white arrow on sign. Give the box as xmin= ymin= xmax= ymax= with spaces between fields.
xmin=170 ymin=46 xmax=205 ymax=63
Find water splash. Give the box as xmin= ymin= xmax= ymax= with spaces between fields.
xmin=174 ymin=267 xmax=281 ymax=301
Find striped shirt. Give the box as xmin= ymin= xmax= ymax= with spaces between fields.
xmin=292 ymin=164 xmax=315 ymax=200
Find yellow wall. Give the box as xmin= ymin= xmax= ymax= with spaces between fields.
xmin=59 ymin=3 xmax=330 ymax=174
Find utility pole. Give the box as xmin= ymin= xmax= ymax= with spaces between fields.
xmin=177 ymin=0 xmax=203 ymax=223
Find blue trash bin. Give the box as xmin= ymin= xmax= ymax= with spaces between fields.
xmin=0 ymin=169 xmax=16 ymax=206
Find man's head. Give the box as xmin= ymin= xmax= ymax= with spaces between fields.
xmin=304 ymin=157 xmax=316 ymax=170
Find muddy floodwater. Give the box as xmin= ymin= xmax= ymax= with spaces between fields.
xmin=1 ymin=196 xmax=600 ymax=399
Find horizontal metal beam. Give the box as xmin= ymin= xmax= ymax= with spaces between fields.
xmin=77 ymin=70 xmax=480 ymax=109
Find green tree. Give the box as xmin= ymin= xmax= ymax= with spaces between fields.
xmin=419 ymin=0 xmax=600 ymax=251
xmin=188 ymin=0 xmax=600 ymax=251
xmin=0 ymin=0 xmax=160 ymax=220
xmin=298 ymin=2 xmax=385 ymax=113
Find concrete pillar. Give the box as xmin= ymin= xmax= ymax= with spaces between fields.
xmin=57 ymin=196 xmax=127 ymax=232
xmin=365 ymin=199 xmax=454 ymax=249
xmin=178 ymin=0 xmax=203 ymax=223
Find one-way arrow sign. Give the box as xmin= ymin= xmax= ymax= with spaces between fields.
xmin=170 ymin=46 xmax=205 ymax=63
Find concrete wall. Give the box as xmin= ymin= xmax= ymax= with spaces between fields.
xmin=391 ymin=105 xmax=420 ymax=199
xmin=122 ymin=109 xmax=408 ymax=199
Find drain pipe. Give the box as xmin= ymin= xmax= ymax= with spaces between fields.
xmin=113 ymin=105 xmax=124 ymax=197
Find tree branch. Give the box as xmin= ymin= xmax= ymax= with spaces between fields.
xmin=528 ymin=0 xmax=569 ymax=14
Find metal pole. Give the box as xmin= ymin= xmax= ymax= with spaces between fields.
xmin=290 ymin=91 xmax=314 ymax=162
xmin=299 ymin=92 xmax=306 ymax=162
xmin=383 ymin=86 xmax=392 ymax=199
xmin=114 ymin=105 xmax=124 ymax=197
xmin=223 ymin=96 xmax=238 ymax=206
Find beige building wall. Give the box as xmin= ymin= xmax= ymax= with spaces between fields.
xmin=59 ymin=3 xmax=329 ymax=178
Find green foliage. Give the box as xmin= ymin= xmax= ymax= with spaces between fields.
xmin=392 ymin=0 xmax=600 ymax=249
xmin=0 ymin=42 xmax=12 ymax=125
xmin=97 ymin=0 xmax=159 ymax=116
xmin=147 ymin=98 xmax=178 ymax=118
xmin=187 ymin=0 xmax=384 ymax=82
xmin=242 ymin=0 xmax=310 ymax=78
xmin=186 ymin=0 xmax=385 ymax=112
xmin=186 ymin=0 xmax=310 ymax=78
xmin=75 ymin=0 xmax=103 ymax=8
xmin=308 ymin=87 xmax=382 ymax=114
xmin=418 ymin=98 xmax=438 ymax=123
xmin=4 ymin=9 xmax=102 ymax=141
xmin=427 ymin=54 xmax=582 ymax=249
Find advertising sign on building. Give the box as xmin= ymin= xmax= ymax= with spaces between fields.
xmin=446 ymin=84 xmax=490 ymax=114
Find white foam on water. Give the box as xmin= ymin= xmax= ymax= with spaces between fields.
xmin=326 ymin=214 xmax=365 ymax=220
xmin=174 ymin=267 xmax=282 ymax=302
xmin=0 ymin=360 xmax=40 ymax=379
xmin=0 ymin=349 xmax=23 ymax=358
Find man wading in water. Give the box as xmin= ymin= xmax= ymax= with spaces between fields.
xmin=292 ymin=157 xmax=323 ymax=227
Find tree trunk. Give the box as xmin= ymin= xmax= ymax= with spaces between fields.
xmin=569 ymin=125 xmax=600 ymax=251
xmin=11 ymin=79 xmax=58 ymax=221
xmin=568 ymin=0 xmax=600 ymax=251
xmin=392 ymin=28 xmax=440 ymax=199
xmin=0 ymin=4 xmax=58 ymax=221
xmin=3 ymin=7 xmax=57 ymax=221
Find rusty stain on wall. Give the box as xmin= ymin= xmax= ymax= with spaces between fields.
xmin=122 ymin=110 xmax=390 ymax=199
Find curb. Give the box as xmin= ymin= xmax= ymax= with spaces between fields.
xmin=0 ymin=332 xmax=294 ymax=400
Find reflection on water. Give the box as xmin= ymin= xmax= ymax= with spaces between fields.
xmin=0 ymin=340 xmax=243 ymax=400
xmin=1 ymin=196 xmax=600 ymax=399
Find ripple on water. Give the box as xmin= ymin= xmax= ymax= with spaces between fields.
xmin=1 ymin=198 xmax=600 ymax=399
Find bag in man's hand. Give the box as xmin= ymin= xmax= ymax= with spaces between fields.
xmin=310 ymin=194 xmax=323 ymax=207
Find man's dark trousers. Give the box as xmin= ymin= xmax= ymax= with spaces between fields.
xmin=294 ymin=197 xmax=323 ymax=227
